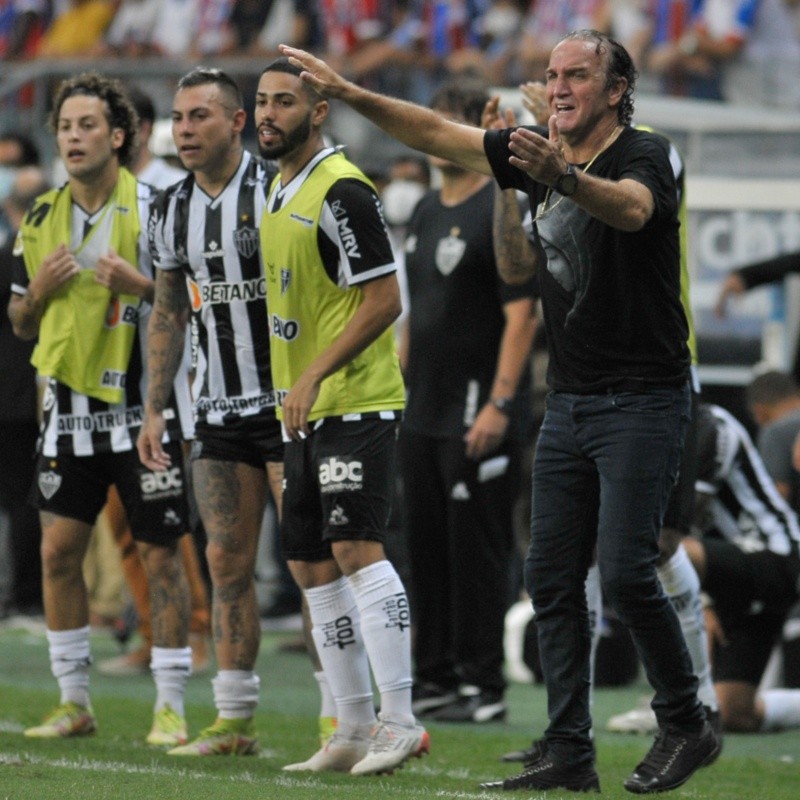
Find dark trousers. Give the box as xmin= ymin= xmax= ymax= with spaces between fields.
xmin=0 ymin=420 xmax=42 ymax=610
xmin=399 ymin=429 xmax=519 ymax=694
xmin=526 ymin=386 xmax=704 ymax=766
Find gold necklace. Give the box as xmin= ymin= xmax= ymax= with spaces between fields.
xmin=534 ymin=125 xmax=622 ymax=222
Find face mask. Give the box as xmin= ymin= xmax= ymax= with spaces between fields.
xmin=0 ymin=166 xmax=17 ymax=202
xmin=382 ymin=180 xmax=427 ymax=227
xmin=481 ymin=6 xmax=523 ymax=41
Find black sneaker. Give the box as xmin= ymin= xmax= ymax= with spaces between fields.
xmin=500 ymin=737 xmax=547 ymax=763
xmin=481 ymin=754 xmax=601 ymax=793
xmin=430 ymin=687 xmax=506 ymax=723
xmin=623 ymin=720 xmax=721 ymax=794
xmin=411 ymin=682 xmax=458 ymax=716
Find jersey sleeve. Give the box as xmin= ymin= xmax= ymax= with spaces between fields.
xmin=137 ymin=182 xmax=157 ymax=283
xmin=9 ymin=236 xmax=29 ymax=295
xmin=147 ymin=182 xmax=186 ymax=272
xmin=318 ymin=177 xmax=396 ymax=287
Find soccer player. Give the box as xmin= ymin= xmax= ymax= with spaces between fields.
xmin=8 ymin=71 xmax=194 ymax=747
xmin=686 ymin=402 xmax=800 ymax=733
xmin=254 ymin=57 xmax=428 ymax=776
xmin=138 ymin=67 xmax=293 ymax=756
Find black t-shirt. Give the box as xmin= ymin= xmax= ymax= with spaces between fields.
xmin=402 ymin=180 xmax=535 ymax=438
xmin=484 ymin=124 xmax=689 ymax=393
xmin=0 ymin=239 xmax=37 ymax=424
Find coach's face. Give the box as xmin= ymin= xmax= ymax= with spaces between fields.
xmin=171 ymin=83 xmax=242 ymax=175
xmin=254 ymin=71 xmax=328 ymax=162
xmin=545 ymin=38 xmax=624 ymax=147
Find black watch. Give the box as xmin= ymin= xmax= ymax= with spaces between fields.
xmin=490 ymin=396 xmax=513 ymax=415
xmin=554 ymin=164 xmax=578 ymax=197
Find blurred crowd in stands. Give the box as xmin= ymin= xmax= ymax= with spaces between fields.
xmin=2 ymin=1 xmax=800 ymax=111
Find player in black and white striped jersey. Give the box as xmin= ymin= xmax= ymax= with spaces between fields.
xmin=685 ymin=402 xmax=800 ymax=734
xmin=138 ymin=67 xmax=307 ymax=756
xmin=8 ymin=71 xmax=194 ymax=747
xmin=151 ymin=150 xmax=275 ymax=428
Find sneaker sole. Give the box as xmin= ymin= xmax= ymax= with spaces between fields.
xmin=24 ymin=727 xmax=96 ymax=738
xmin=24 ymin=720 xmax=97 ymax=738
xmin=351 ymin=730 xmax=430 ymax=776
xmin=481 ymin=774 xmax=600 ymax=792
xmin=168 ymin=738 xmax=258 ymax=756
xmin=283 ymin=752 xmax=366 ymax=772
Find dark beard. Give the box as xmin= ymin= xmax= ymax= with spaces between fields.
xmin=258 ymin=114 xmax=312 ymax=160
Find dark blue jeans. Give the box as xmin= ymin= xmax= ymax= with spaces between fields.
xmin=525 ymin=385 xmax=704 ymax=766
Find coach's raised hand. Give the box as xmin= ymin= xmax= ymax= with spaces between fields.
xmin=279 ymin=45 xmax=352 ymax=99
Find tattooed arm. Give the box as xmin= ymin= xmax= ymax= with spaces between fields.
xmin=137 ymin=266 xmax=191 ymax=470
xmin=493 ymin=184 xmax=539 ymax=285
xmin=481 ymin=100 xmax=540 ymax=285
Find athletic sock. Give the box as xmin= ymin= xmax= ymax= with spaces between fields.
xmin=47 ymin=626 xmax=91 ymax=708
xmin=305 ymin=577 xmax=375 ymax=726
xmin=657 ymin=544 xmax=718 ymax=710
xmin=212 ymin=670 xmax=260 ymax=720
xmin=347 ymin=560 xmax=414 ymax=724
xmin=761 ymin=688 xmax=800 ymax=731
xmin=151 ymin=646 xmax=191 ymax=717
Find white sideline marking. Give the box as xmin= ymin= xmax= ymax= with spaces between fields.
xmin=0 ymin=751 xmax=490 ymax=797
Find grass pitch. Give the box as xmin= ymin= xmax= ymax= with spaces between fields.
xmin=1 ymin=618 xmax=798 ymax=799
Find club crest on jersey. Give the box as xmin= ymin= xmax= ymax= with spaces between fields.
xmin=39 ymin=470 xmax=62 ymax=500
xmin=281 ymin=268 xmax=291 ymax=295
xmin=233 ymin=225 xmax=259 ymax=259
xmin=435 ymin=229 xmax=465 ymax=276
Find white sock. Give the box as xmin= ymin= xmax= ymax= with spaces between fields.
xmin=585 ymin=564 xmax=602 ymax=694
xmin=151 ymin=646 xmax=191 ymax=717
xmin=305 ymin=577 xmax=375 ymax=726
xmin=314 ymin=670 xmax=337 ymax=719
xmin=347 ymin=560 xmax=413 ymax=724
xmin=761 ymin=688 xmax=800 ymax=731
xmin=212 ymin=670 xmax=260 ymax=720
xmin=657 ymin=544 xmax=718 ymax=711
xmin=47 ymin=626 xmax=91 ymax=708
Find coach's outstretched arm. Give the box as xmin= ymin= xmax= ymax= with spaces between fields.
xmin=279 ymin=44 xmax=492 ymax=176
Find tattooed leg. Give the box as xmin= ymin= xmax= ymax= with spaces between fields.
xmin=138 ymin=540 xmax=190 ymax=648
xmin=193 ymin=459 xmax=267 ymax=671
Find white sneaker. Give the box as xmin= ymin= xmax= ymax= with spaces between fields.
xmin=283 ymin=722 xmax=372 ymax=772
xmin=606 ymin=698 xmax=658 ymax=734
xmin=350 ymin=713 xmax=430 ymax=776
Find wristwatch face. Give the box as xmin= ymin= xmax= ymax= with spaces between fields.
xmin=555 ymin=166 xmax=578 ymax=197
